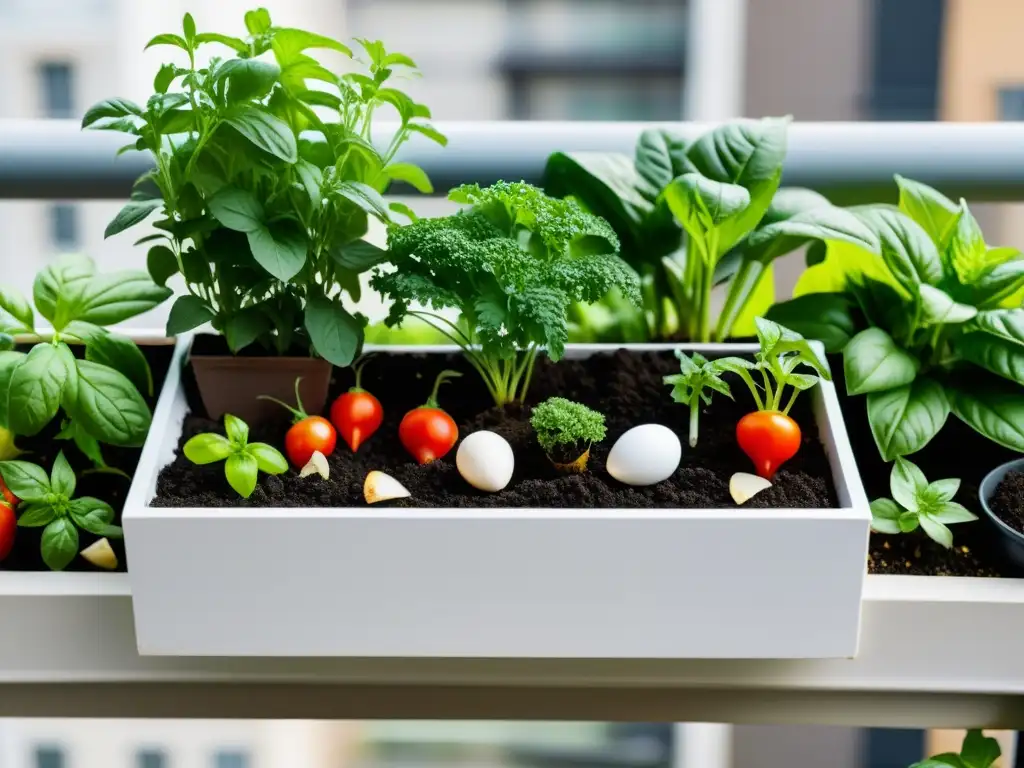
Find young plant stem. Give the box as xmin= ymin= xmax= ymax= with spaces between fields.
xmin=256 ymin=377 xmax=308 ymax=422
xmin=424 ymin=369 xmax=461 ymax=408
xmin=733 ymin=369 xmax=766 ymax=411
xmin=689 ymin=391 xmax=700 ymax=448
xmin=782 ymin=387 xmax=800 ymax=415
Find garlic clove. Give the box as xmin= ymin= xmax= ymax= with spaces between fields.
xmin=363 ymin=471 xmax=411 ymax=504
xmin=81 ymin=538 xmax=118 ymax=570
xmin=300 ymin=450 xmax=330 ymax=480
xmin=729 ymin=472 xmax=773 ymax=505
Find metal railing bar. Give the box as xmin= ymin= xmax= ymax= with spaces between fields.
xmin=2 ymin=119 xmax=1024 ymax=204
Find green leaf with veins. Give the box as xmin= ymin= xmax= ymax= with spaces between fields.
xmin=49 ymin=450 xmax=76 ymax=498
xmin=844 ymin=328 xmax=918 ymax=395
xmin=68 ymin=496 xmax=121 ymax=538
xmin=41 ymin=517 xmax=79 ymax=571
xmin=0 ymin=459 xmax=51 ymax=501
xmin=891 ymin=457 xmax=927 ymax=510
xmin=869 ymin=498 xmax=902 ymax=534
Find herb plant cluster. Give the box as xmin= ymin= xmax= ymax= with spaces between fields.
xmin=84 ymin=8 xmax=446 ymax=366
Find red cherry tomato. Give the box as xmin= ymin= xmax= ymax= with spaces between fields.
xmin=258 ymin=377 xmax=337 ymax=468
xmin=0 ymin=502 xmax=14 ymax=562
xmin=736 ymin=410 xmax=802 ymax=480
xmin=399 ymin=369 xmax=461 ymax=464
xmin=0 ymin=477 xmax=16 ymax=509
xmin=330 ymin=356 xmax=383 ymax=452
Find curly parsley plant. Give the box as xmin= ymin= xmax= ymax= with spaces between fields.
xmin=530 ymin=397 xmax=606 ymax=471
xmin=371 ymin=182 xmax=640 ymax=406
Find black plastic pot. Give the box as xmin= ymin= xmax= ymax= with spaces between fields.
xmin=978 ymin=457 xmax=1024 ymax=571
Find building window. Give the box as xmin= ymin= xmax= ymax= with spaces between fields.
xmin=34 ymin=746 xmax=66 ymax=768
xmin=38 ymin=62 xmax=75 ymax=119
xmin=214 ymin=750 xmax=250 ymax=768
xmin=999 ymin=88 xmax=1024 ymax=121
xmin=49 ymin=203 xmax=79 ymax=250
xmin=867 ymin=0 xmax=945 ymax=120
xmin=137 ymin=749 xmax=168 ymax=768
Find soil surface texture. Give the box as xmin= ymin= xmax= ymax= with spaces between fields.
xmin=991 ymin=470 xmax=1024 ymax=535
xmin=1 ymin=343 xmax=174 ymax=572
xmin=828 ymin=355 xmax=1013 ymax=577
xmin=152 ymin=349 xmax=839 ymax=510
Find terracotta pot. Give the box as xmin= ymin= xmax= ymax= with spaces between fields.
xmin=191 ymin=352 xmax=333 ymax=425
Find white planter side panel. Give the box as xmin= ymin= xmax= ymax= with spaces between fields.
xmin=123 ymin=339 xmax=870 ymax=659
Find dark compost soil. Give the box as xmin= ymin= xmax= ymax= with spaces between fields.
xmin=829 ymin=355 xmax=1014 ymax=577
xmin=991 ymin=471 xmax=1024 ymax=535
xmin=151 ymin=349 xmax=839 ymax=511
xmin=1 ymin=343 xmax=175 ymax=572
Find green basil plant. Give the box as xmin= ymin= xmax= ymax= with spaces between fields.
xmin=0 ymin=255 xmax=171 ymax=471
xmin=544 ymin=118 xmax=877 ymax=342
xmin=768 ymin=175 xmax=1024 ymax=459
xmin=84 ymin=7 xmax=446 ymax=366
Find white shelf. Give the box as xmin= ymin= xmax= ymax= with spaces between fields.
xmin=2 ymin=572 xmax=1024 ymax=726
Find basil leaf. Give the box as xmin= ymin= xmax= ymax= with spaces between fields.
xmin=898 ymin=511 xmax=920 ymax=533
xmin=33 ymin=254 xmax=95 ymax=328
xmin=844 ymin=328 xmax=919 ymax=395
xmin=765 ymin=293 xmax=859 ymax=354
xmin=304 ymin=292 xmax=363 ymax=367
xmin=891 ymin=457 xmax=926 ymax=509
xmin=919 ymin=515 xmax=953 ymax=549
xmin=17 ymin=502 xmax=57 ymax=527
xmin=68 ymin=496 xmax=121 ymax=537
xmin=869 ymin=498 xmax=902 ymax=534
xmin=41 ymin=517 xmax=79 ymax=571
xmin=859 ymin=207 xmax=942 ymax=292
xmin=85 ymin=331 xmax=153 ymax=396
xmin=224 ymin=307 xmax=271 ymax=353
xmin=664 ymin=173 xmax=751 ymax=239
xmin=957 ymin=333 xmax=1024 ymax=387
xmin=0 ymin=284 xmax=34 ymax=331
xmin=72 ymin=270 xmax=172 ymax=325
xmin=6 ymin=343 xmax=71 ymax=436
xmin=215 ymin=58 xmax=280 ymax=103
xmin=247 ymin=442 xmax=288 ymax=475
xmin=62 ymin=359 xmax=151 ymax=447
xmin=224 ymin=105 xmax=297 ymax=163
xmin=544 ymin=151 xmax=653 ymax=237
xmin=335 ymin=181 xmax=391 ymax=222
xmin=225 ymin=452 xmax=259 ymax=498
xmin=384 ymin=162 xmax=433 ymax=194
xmin=166 ymin=295 xmax=215 ymax=335
xmin=742 ymin=206 xmax=880 ymax=265
xmin=104 ymin=199 xmax=162 ymax=239
xmin=223 ymin=414 xmax=249 ymax=447
xmin=0 ymin=350 xmax=25 ymax=428
xmin=81 ymin=97 xmax=142 ymax=128
xmin=919 ymin=284 xmax=977 ymax=324
xmin=895 ymin=174 xmax=960 ymax=251
xmin=634 ymin=129 xmax=689 ymax=194
xmin=927 ymin=478 xmax=961 ymax=503
xmin=928 ymin=501 xmax=977 ymax=525
xmin=183 ymin=433 xmax=233 ymax=464
xmin=948 ymin=373 xmax=1024 ymax=452
xmin=974 ymin=258 xmax=1024 ymax=308
xmin=866 ymin=377 xmax=949 ymax=461
xmin=0 ymin=459 xmax=51 ymax=501
xmin=246 ymin=221 xmax=308 ymax=281
xmin=961 ymin=730 xmax=1002 ymax=768
xmin=49 ymin=451 xmax=76 ymax=498
xmin=208 ymin=187 xmax=264 ymax=233
xmin=329 ymin=239 xmax=388 ymax=272
xmin=969 ymin=308 xmax=1024 ymax=346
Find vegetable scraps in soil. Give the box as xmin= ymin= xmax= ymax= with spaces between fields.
xmin=152 ymin=350 xmax=838 ymax=510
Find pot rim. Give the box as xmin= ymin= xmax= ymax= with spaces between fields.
xmin=978 ymin=457 xmax=1024 ymax=541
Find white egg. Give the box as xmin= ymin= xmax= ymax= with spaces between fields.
xmin=606 ymin=424 xmax=682 ymax=486
xmin=456 ymin=430 xmax=515 ymax=492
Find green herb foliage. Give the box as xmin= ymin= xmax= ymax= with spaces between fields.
xmin=183 ymin=413 xmax=287 ymax=498
xmin=910 ymin=730 xmax=1000 ymax=768
xmin=544 ymin=119 xmax=878 ymax=342
xmin=768 ymin=176 xmax=1024 ymax=459
xmin=869 ymin=457 xmax=976 ymax=549
xmin=0 ymin=255 xmax=170 ymax=467
xmin=84 ymin=9 xmax=446 ymax=366
xmin=663 ymin=351 xmax=732 ymax=447
xmin=0 ymin=451 xmax=123 ymax=571
xmin=530 ymin=397 xmax=607 ymax=455
xmin=372 ymin=182 xmax=640 ymax=406
xmin=716 ymin=318 xmax=831 ymax=413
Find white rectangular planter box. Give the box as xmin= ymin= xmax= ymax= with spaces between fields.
xmin=123 ymin=337 xmax=870 ymax=659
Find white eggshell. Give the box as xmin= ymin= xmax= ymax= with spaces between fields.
xmin=729 ymin=472 xmax=772 ymax=504
xmin=456 ymin=430 xmax=515 ymax=493
xmin=606 ymin=424 xmax=681 ymax=486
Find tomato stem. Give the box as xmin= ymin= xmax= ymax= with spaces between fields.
xmin=424 ymin=369 xmax=462 ymax=409
xmin=256 ymin=377 xmax=309 ymax=423
xmin=351 ymin=353 xmax=377 ymax=393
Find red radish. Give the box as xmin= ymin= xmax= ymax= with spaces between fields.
xmin=399 ymin=369 xmax=462 ymax=464
xmin=330 ymin=355 xmax=383 ymax=452
xmin=259 ymin=377 xmax=337 ymax=468
xmin=0 ymin=502 xmax=14 ymax=562
xmin=736 ymin=410 xmax=801 ymax=481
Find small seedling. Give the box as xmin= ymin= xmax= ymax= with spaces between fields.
xmin=0 ymin=451 xmax=123 ymax=571
xmin=183 ymin=413 xmax=288 ymax=498
xmin=870 ymin=457 xmax=977 ymax=549
xmin=663 ymin=351 xmax=732 ymax=447
xmin=909 ymin=729 xmax=1000 ymax=768
xmin=530 ymin=397 xmax=607 ymax=472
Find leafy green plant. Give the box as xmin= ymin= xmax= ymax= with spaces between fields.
xmin=663 ymin=351 xmax=732 ymax=447
xmin=84 ymin=8 xmax=446 ymax=366
xmin=372 ymin=181 xmax=640 ymax=406
xmin=910 ymin=730 xmax=1000 ymax=768
xmin=544 ymin=119 xmax=878 ymax=342
xmin=768 ymin=176 xmax=1024 ymax=459
xmin=530 ymin=397 xmax=606 ymax=468
xmin=870 ymin=457 xmax=976 ymax=549
xmin=0 ymin=451 xmax=123 ymax=571
xmin=183 ymin=413 xmax=287 ymax=498
xmin=0 ymin=255 xmax=170 ymax=468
